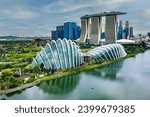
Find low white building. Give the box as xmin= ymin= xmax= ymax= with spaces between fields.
xmin=117 ymin=39 xmax=135 ymax=44
xmin=99 ymin=39 xmax=135 ymax=44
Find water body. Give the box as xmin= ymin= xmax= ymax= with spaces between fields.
xmin=1 ymin=50 xmax=150 ymax=100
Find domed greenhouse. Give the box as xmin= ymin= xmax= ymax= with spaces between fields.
xmin=86 ymin=44 xmax=127 ymax=60
xmin=31 ymin=38 xmax=83 ymax=70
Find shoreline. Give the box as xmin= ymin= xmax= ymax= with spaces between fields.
xmin=0 ymin=50 xmax=146 ymax=96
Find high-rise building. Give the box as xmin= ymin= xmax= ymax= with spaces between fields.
xmin=77 ymin=26 xmax=81 ymax=38
xmin=56 ymin=26 xmax=64 ymax=39
xmin=51 ymin=26 xmax=64 ymax=40
xmin=129 ymin=27 xmax=134 ymax=38
xmin=124 ymin=21 xmax=129 ymax=39
xmin=51 ymin=31 xmax=58 ymax=40
xmin=116 ymin=21 xmax=119 ymax=34
xmin=117 ymin=20 xmax=123 ymax=40
xmin=51 ymin=22 xmax=81 ymax=40
xmin=122 ymin=31 xmax=126 ymax=39
xmin=64 ymin=22 xmax=80 ymax=40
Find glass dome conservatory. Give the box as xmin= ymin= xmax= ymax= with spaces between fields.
xmin=86 ymin=44 xmax=127 ymax=60
xmin=31 ymin=39 xmax=127 ymax=70
xmin=31 ymin=38 xmax=83 ymax=69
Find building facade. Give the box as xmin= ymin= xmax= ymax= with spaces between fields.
xmin=56 ymin=26 xmax=64 ymax=39
xmin=124 ymin=21 xmax=129 ymax=39
xmin=129 ymin=27 xmax=134 ymax=38
xmin=64 ymin=22 xmax=80 ymax=40
xmin=51 ymin=31 xmax=58 ymax=40
xmin=117 ymin=20 xmax=123 ymax=40
xmin=51 ymin=22 xmax=81 ymax=40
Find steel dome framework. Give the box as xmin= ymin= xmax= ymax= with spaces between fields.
xmin=86 ymin=44 xmax=127 ymax=60
xmin=31 ymin=38 xmax=83 ymax=69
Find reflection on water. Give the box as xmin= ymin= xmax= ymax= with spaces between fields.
xmin=85 ymin=61 xmax=123 ymax=80
xmin=38 ymin=74 xmax=81 ymax=94
xmin=2 ymin=50 xmax=150 ymax=100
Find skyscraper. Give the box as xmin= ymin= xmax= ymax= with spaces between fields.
xmin=77 ymin=26 xmax=81 ymax=39
xmin=51 ymin=22 xmax=81 ymax=40
xmin=51 ymin=31 xmax=58 ymax=40
xmin=56 ymin=26 xmax=64 ymax=39
xmin=116 ymin=21 xmax=119 ymax=34
xmin=64 ymin=22 xmax=79 ymax=40
xmin=124 ymin=21 xmax=129 ymax=39
xmin=117 ymin=20 xmax=123 ymax=40
xmin=129 ymin=27 xmax=134 ymax=38
xmin=122 ymin=31 xmax=126 ymax=39
xmin=51 ymin=26 xmax=63 ymax=40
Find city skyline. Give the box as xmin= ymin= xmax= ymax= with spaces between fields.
xmin=0 ymin=0 xmax=150 ymax=36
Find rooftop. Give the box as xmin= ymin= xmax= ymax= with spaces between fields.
xmin=81 ymin=11 xmax=127 ymax=19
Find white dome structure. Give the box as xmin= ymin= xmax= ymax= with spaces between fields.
xmin=31 ymin=38 xmax=83 ymax=69
xmin=86 ymin=44 xmax=127 ymax=60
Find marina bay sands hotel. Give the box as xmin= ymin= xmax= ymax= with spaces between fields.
xmin=79 ymin=11 xmax=126 ymax=45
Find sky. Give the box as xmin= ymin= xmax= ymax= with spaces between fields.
xmin=0 ymin=0 xmax=150 ymax=36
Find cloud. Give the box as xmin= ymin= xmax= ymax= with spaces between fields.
xmin=105 ymin=0 xmax=132 ymax=4
xmin=0 ymin=0 xmax=149 ymax=36
xmin=42 ymin=0 xmax=104 ymax=14
xmin=3 ymin=8 xmax=39 ymax=20
xmin=139 ymin=9 xmax=150 ymax=20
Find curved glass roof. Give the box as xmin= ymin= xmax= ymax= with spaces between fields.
xmin=31 ymin=38 xmax=83 ymax=69
xmin=86 ymin=44 xmax=127 ymax=60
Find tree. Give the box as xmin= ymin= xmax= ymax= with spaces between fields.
xmin=0 ymin=47 xmax=5 ymax=57
xmin=141 ymin=41 xmax=146 ymax=48
xmin=1 ymin=68 xmax=13 ymax=79
xmin=26 ymin=75 xmax=36 ymax=83
xmin=24 ymin=65 xmax=31 ymax=73
xmin=1 ymin=83 xmax=8 ymax=90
